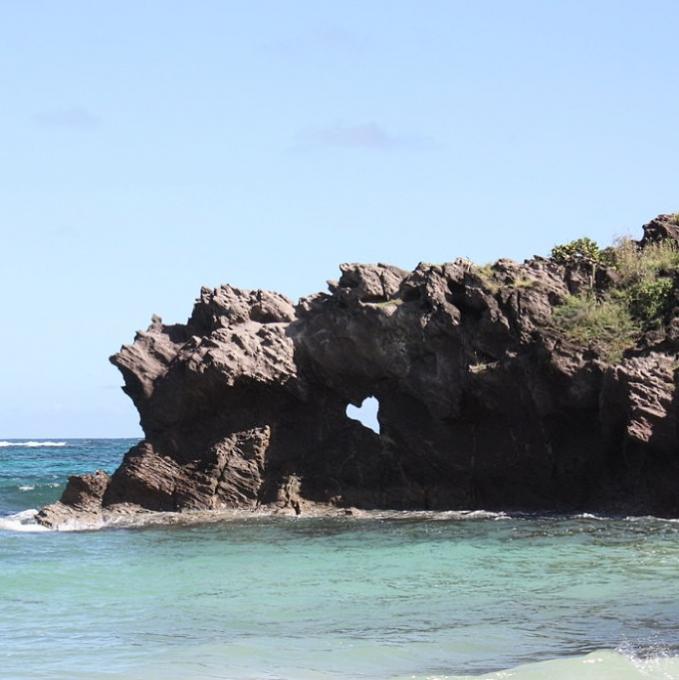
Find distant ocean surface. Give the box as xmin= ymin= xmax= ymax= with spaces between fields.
xmin=2 ymin=439 xmax=679 ymax=680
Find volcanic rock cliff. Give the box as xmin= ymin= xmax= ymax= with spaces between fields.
xmin=37 ymin=214 xmax=679 ymax=527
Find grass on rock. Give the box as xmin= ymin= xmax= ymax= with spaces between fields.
xmin=551 ymin=237 xmax=679 ymax=362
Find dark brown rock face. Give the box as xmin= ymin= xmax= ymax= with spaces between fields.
xmin=37 ymin=215 xmax=679 ymax=527
xmin=35 ymin=471 xmax=110 ymax=528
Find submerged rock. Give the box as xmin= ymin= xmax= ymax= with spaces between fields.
xmin=37 ymin=214 xmax=679 ymax=527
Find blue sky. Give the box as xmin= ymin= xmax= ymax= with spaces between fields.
xmin=1 ymin=0 xmax=678 ymax=437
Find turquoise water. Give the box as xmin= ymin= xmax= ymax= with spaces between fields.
xmin=2 ymin=441 xmax=679 ymax=679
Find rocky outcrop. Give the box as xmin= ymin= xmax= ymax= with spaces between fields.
xmin=37 ymin=214 xmax=679 ymax=527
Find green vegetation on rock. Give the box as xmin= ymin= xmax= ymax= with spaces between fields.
xmin=473 ymin=264 xmax=536 ymax=293
xmin=552 ymin=294 xmax=639 ymax=363
xmin=550 ymin=237 xmax=615 ymax=268
xmin=551 ymin=237 xmax=679 ymax=361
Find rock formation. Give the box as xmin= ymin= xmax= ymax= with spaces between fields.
xmin=37 ymin=214 xmax=679 ymax=527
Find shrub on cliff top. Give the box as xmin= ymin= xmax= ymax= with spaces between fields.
xmin=550 ymin=237 xmax=617 ymax=269
xmin=551 ymin=236 xmax=679 ymax=360
xmin=552 ymin=294 xmax=640 ymax=363
xmin=551 ymin=237 xmax=615 ymax=290
xmin=608 ymin=238 xmax=679 ymax=326
xmin=612 ymin=237 xmax=679 ymax=285
xmin=619 ymin=277 xmax=675 ymax=325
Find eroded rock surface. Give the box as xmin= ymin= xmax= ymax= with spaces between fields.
xmin=37 ymin=215 xmax=679 ymax=527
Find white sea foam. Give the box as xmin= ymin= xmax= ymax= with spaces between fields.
xmin=0 ymin=509 xmax=48 ymax=533
xmin=0 ymin=440 xmax=67 ymax=448
xmin=18 ymin=485 xmax=35 ymax=491
xmin=7 ymin=503 xmax=679 ymax=535
xmin=401 ymin=649 xmax=679 ymax=679
xmin=353 ymin=508 xmax=511 ymax=522
xmin=40 ymin=506 xmax=517 ymax=533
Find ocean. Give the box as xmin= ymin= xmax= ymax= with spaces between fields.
xmin=1 ymin=439 xmax=679 ymax=680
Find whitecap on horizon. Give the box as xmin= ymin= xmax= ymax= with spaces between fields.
xmin=0 ymin=441 xmax=67 ymax=448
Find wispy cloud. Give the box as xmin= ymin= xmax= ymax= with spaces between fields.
xmin=33 ymin=107 xmax=101 ymax=131
xmin=296 ymin=122 xmax=438 ymax=152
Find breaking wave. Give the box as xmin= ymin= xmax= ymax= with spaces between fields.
xmin=0 ymin=441 xmax=67 ymax=448
xmin=405 ymin=649 xmax=679 ymax=679
xmin=0 ymin=509 xmax=48 ymax=533
xmin=16 ymin=482 xmax=60 ymax=492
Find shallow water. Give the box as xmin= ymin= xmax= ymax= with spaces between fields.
xmin=2 ymin=440 xmax=679 ymax=679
